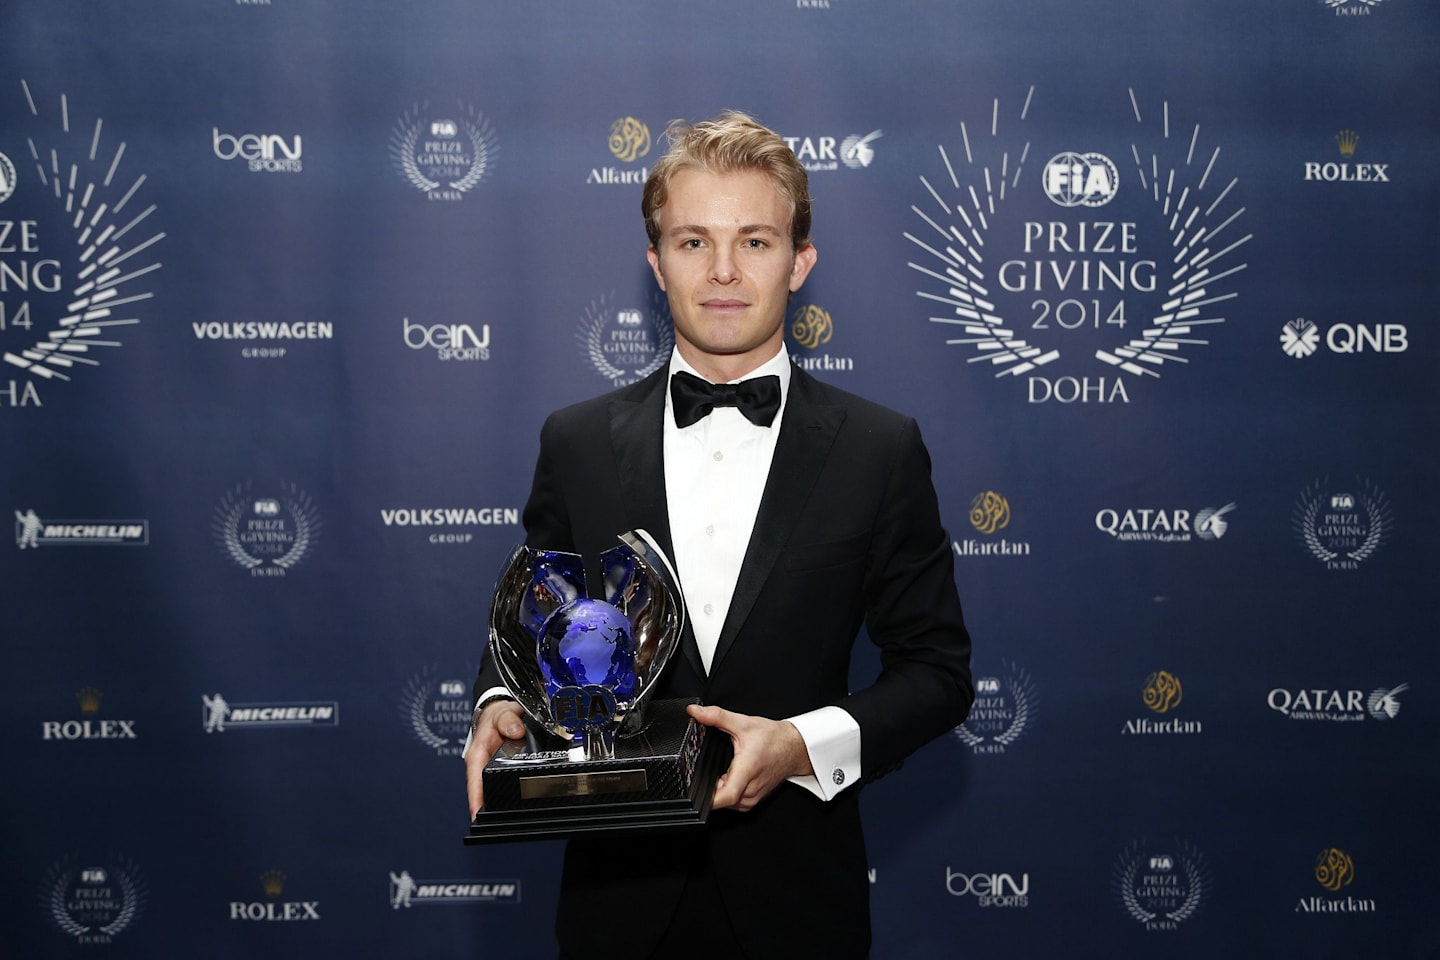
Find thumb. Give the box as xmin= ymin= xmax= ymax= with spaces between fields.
xmin=498 ymin=713 xmax=525 ymax=739
xmin=686 ymin=703 xmax=731 ymax=731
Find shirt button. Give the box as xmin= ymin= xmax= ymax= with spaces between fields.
xmin=705 ymin=524 xmax=715 ymax=537
xmin=702 ymin=603 xmax=714 ymax=616
xmin=712 ymin=450 xmax=724 ymax=462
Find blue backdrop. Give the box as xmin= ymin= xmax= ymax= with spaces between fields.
xmin=3 ymin=0 xmax=1437 ymax=957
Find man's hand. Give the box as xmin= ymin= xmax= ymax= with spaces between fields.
xmin=687 ymin=704 xmax=813 ymax=813
xmin=463 ymin=699 xmax=526 ymax=818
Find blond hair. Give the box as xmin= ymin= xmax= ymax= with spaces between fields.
xmin=642 ymin=110 xmax=812 ymax=250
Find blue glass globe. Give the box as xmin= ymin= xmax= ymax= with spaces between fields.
xmin=536 ymin=598 xmax=637 ymax=700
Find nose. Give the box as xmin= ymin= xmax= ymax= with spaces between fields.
xmin=710 ymin=247 xmax=738 ymax=284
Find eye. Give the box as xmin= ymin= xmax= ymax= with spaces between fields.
xmin=680 ymin=238 xmax=704 ymax=250
xmin=743 ymin=237 xmax=768 ymax=249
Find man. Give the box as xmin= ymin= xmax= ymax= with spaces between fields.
xmin=466 ymin=111 xmax=973 ymax=959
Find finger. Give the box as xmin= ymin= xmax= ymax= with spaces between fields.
xmin=687 ymin=703 xmax=736 ymax=732
xmin=465 ymin=751 xmax=486 ymax=818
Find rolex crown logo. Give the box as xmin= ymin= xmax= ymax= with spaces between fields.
xmin=1334 ymin=129 xmax=1359 ymax=158
xmin=76 ymin=687 xmax=103 ymax=714
xmin=261 ymin=870 xmax=286 ymax=898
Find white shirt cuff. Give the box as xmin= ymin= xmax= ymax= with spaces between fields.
xmin=785 ymin=705 xmax=861 ymax=801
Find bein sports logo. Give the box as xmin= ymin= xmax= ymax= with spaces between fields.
xmin=212 ymin=128 xmax=302 ymax=173
xmin=403 ymin=316 xmax=491 ymax=361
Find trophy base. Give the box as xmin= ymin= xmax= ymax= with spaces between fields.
xmin=465 ymin=698 xmax=731 ymax=844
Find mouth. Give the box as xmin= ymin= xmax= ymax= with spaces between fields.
xmin=701 ymin=299 xmax=749 ymax=311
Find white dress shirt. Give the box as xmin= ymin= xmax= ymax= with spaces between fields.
xmin=664 ymin=346 xmax=859 ymax=801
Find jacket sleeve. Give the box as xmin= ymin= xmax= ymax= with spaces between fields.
xmin=838 ymin=417 xmax=974 ymax=780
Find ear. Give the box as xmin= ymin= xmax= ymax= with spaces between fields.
xmin=788 ymin=243 xmax=818 ymax=293
xmin=646 ymin=246 xmax=665 ymax=290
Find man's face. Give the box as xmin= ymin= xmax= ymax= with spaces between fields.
xmin=647 ymin=167 xmax=817 ymax=380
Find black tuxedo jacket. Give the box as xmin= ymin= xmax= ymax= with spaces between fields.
xmin=478 ymin=364 xmax=972 ymax=958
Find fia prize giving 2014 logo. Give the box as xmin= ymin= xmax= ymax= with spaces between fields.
xmin=907 ymin=88 xmax=1251 ymax=405
xmin=2 ymin=82 xmax=165 ymax=409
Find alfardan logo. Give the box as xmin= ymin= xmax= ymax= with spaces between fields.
xmin=1122 ymin=670 xmax=1200 ymax=735
xmin=787 ymin=303 xmax=853 ymax=373
xmin=1315 ymin=848 xmax=1353 ymax=892
xmin=954 ymin=491 xmax=1031 ymax=558
xmin=1143 ymin=670 xmax=1182 ymax=714
xmin=1297 ymin=847 xmax=1376 ymax=914
xmin=588 ymin=117 xmax=651 ymax=186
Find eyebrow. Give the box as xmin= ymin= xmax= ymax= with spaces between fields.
xmin=667 ymin=223 xmax=784 ymax=238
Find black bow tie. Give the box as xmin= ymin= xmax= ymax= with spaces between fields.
xmin=670 ymin=370 xmax=781 ymax=428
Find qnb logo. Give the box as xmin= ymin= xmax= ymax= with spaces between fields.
xmin=403 ymin=317 xmax=490 ymax=361
xmin=212 ymin=128 xmax=303 ymax=173
xmin=944 ymin=869 xmax=1030 ymax=908
xmin=1280 ymin=318 xmax=1408 ymax=358
xmin=1042 ymin=152 xmax=1118 ymax=207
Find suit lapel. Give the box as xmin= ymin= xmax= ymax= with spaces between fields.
xmin=608 ymin=368 xmax=709 ymax=682
xmin=608 ymin=368 xmax=671 ymax=552
xmin=710 ymin=367 xmax=846 ymax=674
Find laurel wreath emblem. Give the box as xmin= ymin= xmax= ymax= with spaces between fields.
xmin=389 ymin=101 xmax=498 ymax=196
xmin=399 ymin=664 xmax=475 ymax=755
xmin=1112 ymin=839 xmax=1210 ymax=926
xmin=578 ymin=290 xmax=673 ymax=386
xmin=212 ymin=481 xmax=321 ymax=573
xmin=41 ymin=854 xmax=148 ymax=941
xmin=907 ymin=87 xmax=1250 ymax=384
xmin=952 ymin=659 xmax=1036 ymax=749
xmin=1292 ymin=477 xmax=1392 ymax=566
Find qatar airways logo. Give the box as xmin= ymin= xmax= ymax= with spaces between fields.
xmin=1095 ymin=503 xmax=1235 ymax=543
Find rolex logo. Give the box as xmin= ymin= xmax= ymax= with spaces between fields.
xmin=1334 ymin=129 xmax=1359 ymax=158
xmin=76 ymin=687 xmax=103 ymax=714
xmin=261 ymin=870 xmax=286 ymax=898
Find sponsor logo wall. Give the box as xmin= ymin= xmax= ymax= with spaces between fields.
xmin=2 ymin=2 xmax=1435 ymax=957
